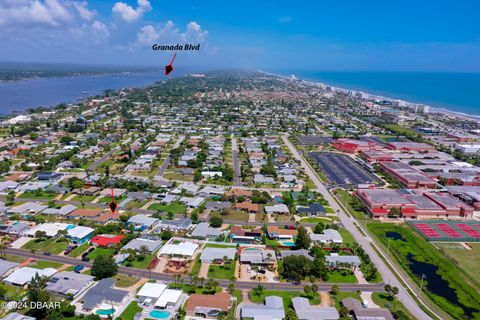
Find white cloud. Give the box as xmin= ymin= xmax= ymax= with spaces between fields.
xmin=0 ymin=0 xmax=73 ymax=27
xmin=112 ymin=0 xmax=152 ymax=23
xmin=136 ymin=24 xmax=159 ymax=46
xmin=73 ymin=1 xmax=96 ymax=21
xmin=134 ymin=20 xmax=209 ymax=47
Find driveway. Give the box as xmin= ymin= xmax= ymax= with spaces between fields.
xmin=198 ymin=262 xmax=210 ymax=278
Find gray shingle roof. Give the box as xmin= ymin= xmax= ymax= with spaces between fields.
xmin=82 ymin=278 xmax=128 ymax=309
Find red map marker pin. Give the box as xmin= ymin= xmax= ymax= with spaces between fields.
xmin=109 ymin=188 xmax=117 ymax=213
xmin=165 ymin=52 xmax=177 ymax=76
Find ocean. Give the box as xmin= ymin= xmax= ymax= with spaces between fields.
xmin=276 ymin=71 xmax=480 ymax=117
xmin=1 ymin=69 xmax=479 ymax=117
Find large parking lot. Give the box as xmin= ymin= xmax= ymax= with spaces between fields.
xmin=297 ymin=135 xmax=333 ymax=146
xmin=310 ymin=152 xmax=382 ymax=187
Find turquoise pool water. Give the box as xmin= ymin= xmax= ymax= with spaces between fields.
xmin=95 ymin=308 xmax=116 ymax=316
xmin=280 ymin=241 xmax=296 ymax=247
xmin=149 ymin=310 xmax=171 ymax=319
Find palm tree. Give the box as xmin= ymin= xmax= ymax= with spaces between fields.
xmin=198 ymin=277 xmax=206 ymax=288
xmin=138 ymin=245 xmax=149 ymax=259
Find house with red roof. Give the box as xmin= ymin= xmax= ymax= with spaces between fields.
xmin=91 ymin=234 xmax=124 ymax=247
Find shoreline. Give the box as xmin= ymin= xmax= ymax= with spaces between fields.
xmin=260 ymin=69 xmax=480 ymax=122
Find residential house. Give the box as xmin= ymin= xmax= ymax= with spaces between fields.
xmin=185 ymin=292 xmax=232 ymax=318
xmin=292 ymin=297 xmax=339 ymax=320
xmin=241 ymin=296 xmax=284 ymax=320
xmin=230 ymin=226 xmax=263 ymax=244
xmin=46 ymin=271 xmax=94 ymax=297
xmin=266 ymin=226 xmax=298 ymax=240
xmin=190 ymin=222 xmax=223 ymax=239
xmin=200 ymin=247 xmax=236 ymax=263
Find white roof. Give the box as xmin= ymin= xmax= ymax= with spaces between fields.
xmin=26 ymin=223 xmax=71 ymax=237
xmin=154 ymin=289 xmax=182 ymax=307
xmin=159 ymin=241 xmax=199 ymax=257
xmin=137 ymin=282 xmax=167 ymax=298
xmin=4 ymin=267 xmax=57 ymax=285
xmin=67 ymin=226 xmax=94 ymax=239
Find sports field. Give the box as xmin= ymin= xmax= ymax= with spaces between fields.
xmin=409 ymin=220 xmax=480 ymax=242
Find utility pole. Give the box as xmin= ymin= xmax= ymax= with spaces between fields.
xmin=419 ymin=273 xmax=426 ymax=295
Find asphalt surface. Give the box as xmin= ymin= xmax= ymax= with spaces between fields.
xmin=87 ymin=146 xmax=120 ymax=171
xmin=282 ymin=135 xmax=432 ymax=320
xmin=154 ymin=135 xmax=185 ymax=181
xmin=6 ymin=248 xmax=384 ymax=292
xmin=231 ymin=136 xmax=242 ymax=186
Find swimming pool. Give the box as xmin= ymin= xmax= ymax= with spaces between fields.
xmin=95 ymin=308 xmax=116 ymax=316
xmin=149 ymin=310 xmax=171 ymax=319
xmin=279 ymin=241 xmax=296 ymax=247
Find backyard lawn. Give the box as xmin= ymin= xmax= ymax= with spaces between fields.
xmin=72 ymin=195 xmax=97 ymax=202
xmin=115 ymin=274 xmax=140 ymax=287
xmin=23 ymin=238 xmax=69 ymax=254
xmin=118 ymin=301 xmax=142 ymax=320
xmin=148 ymin=202 xmax=187 ymax=215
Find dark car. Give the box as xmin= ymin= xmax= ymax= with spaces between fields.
xmin=43 ymin=252 xmax=52 ymax=256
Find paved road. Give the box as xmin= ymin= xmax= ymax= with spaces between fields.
xmin=231 ymin=136 xmax=242 ymax=186
xmin=154 ymin=135 xmax=185 ymax=181
xmin=88 ymin=146 xmax=120 ymax=171
xmin=282 ymin=135 xmax=432 ymax=320
xmin=7 ymin=248 xmax=384 ymax=292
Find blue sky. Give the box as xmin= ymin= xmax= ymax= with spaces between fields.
xmin=1 ymin=0 xmax=479 ymax=71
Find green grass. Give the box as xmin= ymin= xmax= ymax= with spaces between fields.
xmin=118 ymin=301 xmax=142 ymax=320
xmin=190 ymin=255 xmax=201 ymax=276
xmin=23 ymin=238 xmax=69 ymax=254
xmin=250 ymin=290 xmax=320 ymax=312
xmin=435 ymin=242 xmax=480 ymax=287
xmin=18 ymin=191 xmax=57 ymax=200
xmin=299 ymin=217 xmax=333 ymax=223
xmin=0 ymin=283 xmax=27 ymax=300
xmin=88 ymin=247 xmax=116 ymax=259
xmin=368 ymin=222 xmax=480 ymax=320
xmin=331 ymin=291 xmax=361 ymax=309
xmin=327 ymin=270 xmax=357 ymax=283
xmin=125 ymin=252 xmax=157 ymax=269
xmin=210 ymin=210 xmax=248 ymax=221
xmin=148 ymin=202 xmax=187 ymax=215
xmin=67 ymin=243 xmax=90 ymax=258
xmin=337 ymin=228 xmax=356 ymax=245
xmin=72 ymin=195 xmax=97 ymax=202
xmin=115 ymin=274 xmax=140 ymax=287
xmin=207 ymin=262 xmax=236 ymax=280
xmin=30 ymin=260 xmax=63 ymax=269
xmin=98 ymin=195 xmax=127 ymax=204
xmin=4 ymin=254 xmax=27 ymax=263
xmin=372 ymin=292 xmax=415 ymax=320
xmin=205 ymin=243 xmax=236 ymax=249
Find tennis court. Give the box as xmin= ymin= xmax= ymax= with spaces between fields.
xmin=409 ymin=220 xmax=480 ymax=242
